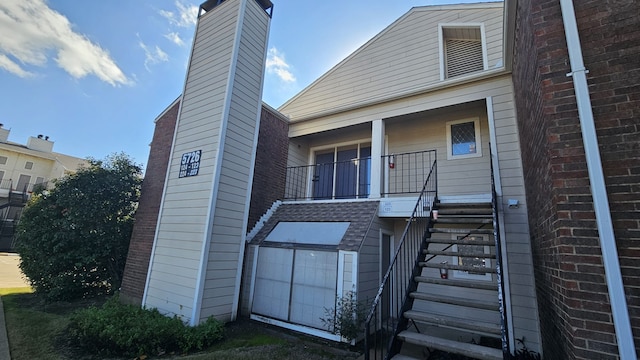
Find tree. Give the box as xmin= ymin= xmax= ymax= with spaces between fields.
xmin=15 ymin=153 xmax=142 ymax=301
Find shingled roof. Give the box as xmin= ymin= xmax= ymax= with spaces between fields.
xmin=249 ymin=200 xmax=380 ymax=251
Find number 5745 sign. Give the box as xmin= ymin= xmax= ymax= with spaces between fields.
xmin=179 ymin=150 xmax=202 ymax=178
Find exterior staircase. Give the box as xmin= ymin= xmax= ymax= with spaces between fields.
xmin=393 ymin=202 xmax=505 ymax=360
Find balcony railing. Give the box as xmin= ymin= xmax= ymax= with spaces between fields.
xmin=0 ymin=179 xmax=49 ymax=195
xmin=284 ymin=150 xmax=436 ymax=201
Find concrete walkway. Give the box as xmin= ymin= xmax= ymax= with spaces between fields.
xmin=0 ymin=252 xmax=31 ymax=360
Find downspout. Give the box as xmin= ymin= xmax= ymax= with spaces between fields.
xmin=558 ymin=1 xmax=637 ymax=359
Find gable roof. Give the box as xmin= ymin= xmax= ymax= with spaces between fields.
xmin=249 ymin=200 xmax=380 ymax=251
xmin=278 ymin=2 xmax=504 ymax=121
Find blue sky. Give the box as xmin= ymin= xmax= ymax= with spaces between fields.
xmin=0 ymin=0 xmax=494 ymax=168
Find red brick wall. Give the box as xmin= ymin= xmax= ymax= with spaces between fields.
xmin=247 ymin=105 xmax=288 ymax=232
xmin=119 ymin=100 xmax=179 ymax=305
xmin=512 ymin=0 xmax=640 ymax=358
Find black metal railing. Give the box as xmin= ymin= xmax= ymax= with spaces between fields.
xmin=0 ymin=179 xmax=12 ymax=191
xmin=284 ymin=150 xmax=436 ymax=201
xmin=363 ymin=160 xmax=437 ymax=360
xmin=491 ymin=152 xmax=509 ymax=357
xmin=284 ymin=157 xmax=371 ymax=200
xmin=382 ymin=150 xmax=437 ymax=195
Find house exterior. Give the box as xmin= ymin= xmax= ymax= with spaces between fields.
xmin=121 ymin=0 xmax=638 ymax=359
xmin=0 ymin=126 xmax=87 ymax=251
xmin=242 ymin=2 xmax=541 ymax=358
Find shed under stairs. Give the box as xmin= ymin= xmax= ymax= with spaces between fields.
xmin=394 ymin=202 xmax=504 ymax=360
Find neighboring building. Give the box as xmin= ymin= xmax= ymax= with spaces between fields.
xmin=0 ymin=125 xmax=88 ymax=251
xmin=121 ymin=0 xmax=638 ymax=359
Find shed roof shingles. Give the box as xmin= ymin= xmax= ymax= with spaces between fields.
xmin=249 ymin=201 xmax=380 ymax=251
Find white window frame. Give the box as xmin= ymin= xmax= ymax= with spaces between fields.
xmin=438 ymin=23 xmax=488 ymax=81
xmin=446 ymin=117 xmax=482 ymax=160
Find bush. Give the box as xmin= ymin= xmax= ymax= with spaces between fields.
xmin=321 ymin=291 xmax=367 ymax=342
xmin=67 ymin=297 xmax=224 ymax=357
xmin=15 ymin=153 xmax=142 ymax=301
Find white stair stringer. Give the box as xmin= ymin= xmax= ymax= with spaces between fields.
xmin=246 ymin=200 xmax=281 ymax=241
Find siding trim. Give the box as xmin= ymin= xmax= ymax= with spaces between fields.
xmin=142 ymin=5 xmax=201 ymax=307
xmin=231 ymin=0 xmax=272 ymax=321
xmin=191 ymin=0 xmax=247 ymax=326
xmin=487 ymin=95 xmax=515 ymax=351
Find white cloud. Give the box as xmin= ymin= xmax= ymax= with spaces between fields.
xmin=164 ymin=32 xmax=185 ymax=47
xmin=0 ymin=54 xmax=34 ymax=78
xmin=0 ymin=0 xmax=130 ymax=86
xmin=159 ymin=1 xmax=198 ymax=28
xmin=139 ymin=39 xmax=169 ymax=72
xmin=266 ymin=47 xmax=296 ymax=83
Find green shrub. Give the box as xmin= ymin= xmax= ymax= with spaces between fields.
xmin=320 ymin=291 xmax=367 ymax=342
xmin=16 ymin=153 xmax=142 ymax=301
xmin=67 ymin=297 xmax=224 ymax=357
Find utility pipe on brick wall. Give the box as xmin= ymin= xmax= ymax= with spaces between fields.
xmin=559 ymin=1 xmax=637 ymax=358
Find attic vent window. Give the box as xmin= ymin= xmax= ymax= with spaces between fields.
xmin=441 ymin=26 xmax=485 ymax=79
xmin=25 ymin=161 xmax=34 ymax=170
xmin=0 ymin=156 xmax=6 ymax=165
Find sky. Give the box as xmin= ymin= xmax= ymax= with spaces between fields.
xmin=0 ymin=0 xmax=495 ymax=169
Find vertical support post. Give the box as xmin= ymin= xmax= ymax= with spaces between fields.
xmin=370 ymin=119 xmax=385 ymax=199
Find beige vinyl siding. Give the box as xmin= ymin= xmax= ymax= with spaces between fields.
xmin=490 ymin=84 xmax=541 ymax=352
xmin=357 ymin=215 xmax=391 ymax=307
xmin=144 ymin=0 xmax=240 ymax=321
xmin=280 ymin=4 xmax=503 ymax=121
xmin=288 ymin=76 xmax=514 ymax=138
xmin=199 ymin=0 xmax=269 ymax=322
xmin=386 ymin=103 xmax=491 ymax=196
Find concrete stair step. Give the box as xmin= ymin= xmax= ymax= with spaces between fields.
xmin=409 ymin=292 xmax=499 ymax=311
xmin=429 ymin=227 xmax=494 ymax=235
xmin=426 ymin=237 xmax=494 ymax=246
xmin=415 ymin=276 xmax=497 ymax=291
xmin=420 ymin=262 xmax=496 ymax=273
xmin=434 ymin=217 xmax=493 ymax=224
xmin=403 ymin=310 xmax=502 ymax=336
xmin=397 ymin=331 xmax=503 ymax=360
xmin=423 ymin=249 xmax=496 ymax=259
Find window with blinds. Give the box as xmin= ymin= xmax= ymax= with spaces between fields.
xmin=442 ymin=27 xmax=484 ymax=79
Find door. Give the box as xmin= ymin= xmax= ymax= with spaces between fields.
xmin=16 ymin=174 xmax=31 ymax=192
xmin=313 ymin=152 xmax=334 ymax=199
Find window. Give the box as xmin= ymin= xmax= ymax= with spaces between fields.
xmin=0 ymin=156 xmax=6 ymax=165
xmin=25 ymin=161 xmax=34 ymax=170
xmin=446 ymin=118 xmax=482 ymax=160
xmin=439 ymin=25 xmax=486 ymax=79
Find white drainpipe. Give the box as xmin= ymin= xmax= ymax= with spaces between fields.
xmin=559 ymin=1 xmax=637 ymax=359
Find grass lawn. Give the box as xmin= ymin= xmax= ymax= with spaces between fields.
xmin=1 ymin=290 xmax=361 ymax=360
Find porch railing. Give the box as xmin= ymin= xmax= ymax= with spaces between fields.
xmin=382 ymin=150 xmax=437 ymax=195
xmin=363 ymin=159 xmax=437 ymax=360
xmin=284 ymin=150 xmax=436 ymax=200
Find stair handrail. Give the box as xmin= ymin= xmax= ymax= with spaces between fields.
xmin=490 ymin=150 xmax=510 ymax=358
xmin=364 ymin=158 xmax=437 ymax=360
